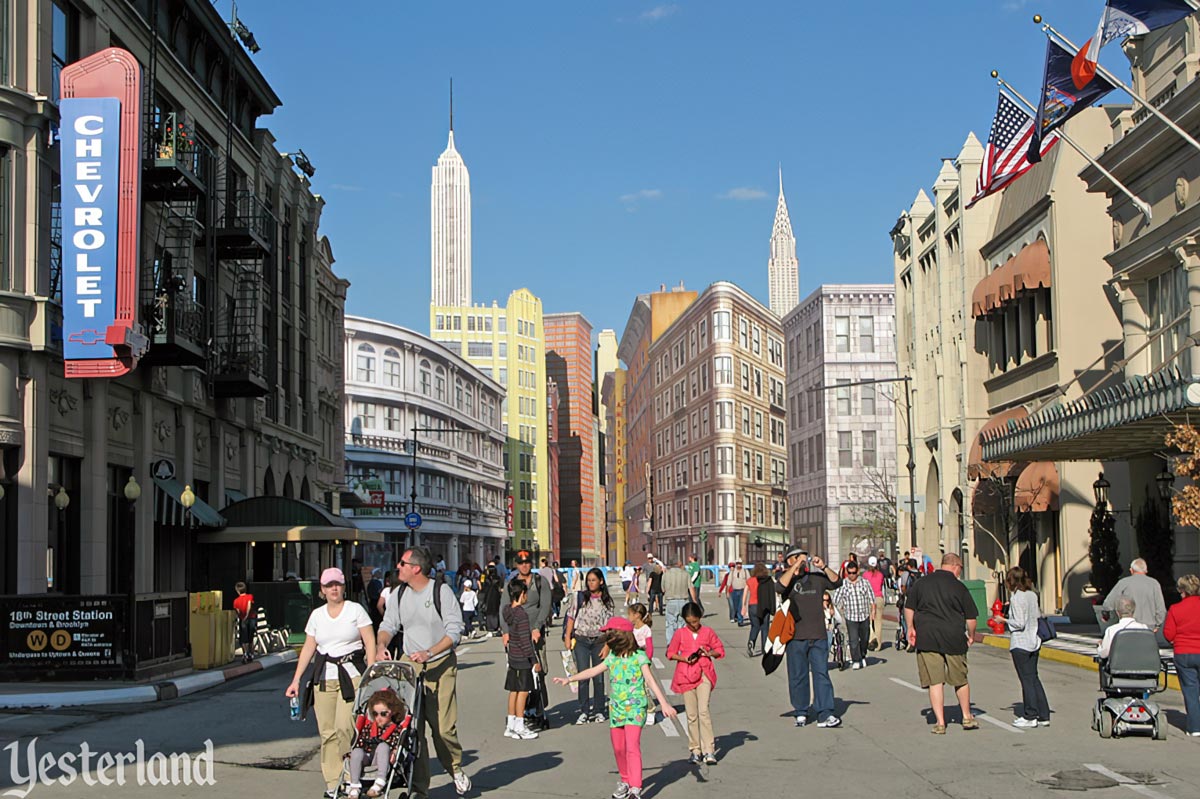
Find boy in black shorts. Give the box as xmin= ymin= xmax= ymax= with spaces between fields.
xmin=502 ymin=580 xmax=540 ymax=740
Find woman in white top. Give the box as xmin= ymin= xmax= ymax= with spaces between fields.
xmin=1004 ymin=566 xmax=1050 ymax=729
xmin=286 ymin=567 xmax=377 ymax=798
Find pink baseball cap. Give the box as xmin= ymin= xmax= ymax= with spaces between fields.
xmin=600 ymin=617 xmax=634 ymax=633
xmin=320 ymin=567 xmax=345 ymax=586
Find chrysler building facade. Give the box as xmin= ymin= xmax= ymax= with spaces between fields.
xmin=768 ymin=168 xmax=799 ymax=317
xmin=431 ymin=123 xmax=472 ymax=307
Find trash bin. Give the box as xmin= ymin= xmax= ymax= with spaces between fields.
xmin=962 ymin=579 xmax=988 ymax=624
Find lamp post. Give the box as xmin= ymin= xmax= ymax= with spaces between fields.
xmin=1093 ymin=472 xmax=1111 ymax=509
xmin=1156 ymin=467 xmax=1174 ymax=502
xmin=809 ymin=376 xmax=916 ymax=547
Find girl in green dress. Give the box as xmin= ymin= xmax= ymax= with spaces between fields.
xmin=555 ymin=616 xmax=677 ymax=799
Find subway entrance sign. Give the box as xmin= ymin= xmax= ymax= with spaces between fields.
xmin=0 ymin=596 xmax=127 ymax=679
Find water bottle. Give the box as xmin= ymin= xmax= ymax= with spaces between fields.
xmin=289 ymin=696 xmax=301 ymax=721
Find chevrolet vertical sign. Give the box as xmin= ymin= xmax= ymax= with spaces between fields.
xmin=61 ymin=97 xmax=120 ymax=361
xmin=59 ymin=48 xmax=146 ymax=378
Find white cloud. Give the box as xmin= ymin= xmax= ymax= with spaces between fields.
xmin=330 ymin=183 xmax=364 ymax=192
xmin=641 ymin=4 xmax=679 ymax=22
xmin=719 ymin=187 xmax=768 ymax=201
xmin=619 ymin=188 xmax=664 ymax=204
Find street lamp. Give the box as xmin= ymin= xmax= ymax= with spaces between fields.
xmin=1156 ymin=467 xmax=1174 ymax=501
xmin=180 ymin=484 xmax=196 ymax=509
xmin=1093 ymin=472 xmax=1111 ymax=507
xmin=53 ymin=486 xmax=70 ymax=511
xmin=123 ymin=476 xmax=142 ymax=503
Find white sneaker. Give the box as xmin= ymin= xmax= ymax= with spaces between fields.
xmin=851 ymin=662 xmax=862 ymax=670
xmin=453 ymin=771 xmax=472 ymax=795
xmin=612 ymin=782 xmax=631 ymax=799
xmin=816 ymin=715 xmax=842 ymax=728
xmin=794 ymin=715 xmax=807 ymax=727
xmin=1012 ymin=717 xmax=1038 ymax=729
xmin=512 ymin=721 xmax=539 ymax=740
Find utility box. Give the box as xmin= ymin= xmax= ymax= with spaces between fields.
xmin=962 ymin=579 xmax=988 ymax=625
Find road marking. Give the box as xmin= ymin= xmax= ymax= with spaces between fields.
xmin=661 ymin=679 xmax=677 ymax=696
xmin=458 ymin=647 xmax=472 ymax=657
xmin=889 ymin=678 xmax=1021 ymax=734
xmin=658 ymin=716 xmax=679 ymax=737
xmin=1085 ymin=764 xmax=1175 ymax=799
xmin=675 ymin=711 xmax=689 ymax=737
xmin=652 ymin=657 xmax=665 ymax=670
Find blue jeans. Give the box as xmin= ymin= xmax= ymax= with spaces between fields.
xmin=1176 ymin=652 xmax=1200 ymax=734
xmin=573 ymin=635 xmax=607 ymax=715
xmin=785 ymin=637 xmax=834 ymax=721
xmin=665 ymin=599 xmax=687 ymax=647
xmin=730 ymin=589 xmax=745 ymax=624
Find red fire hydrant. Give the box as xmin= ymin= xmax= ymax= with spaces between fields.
xmin=987 ymin=598 xmax=1006 ymax=634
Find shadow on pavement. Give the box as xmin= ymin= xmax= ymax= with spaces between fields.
xmin=467 ymin=751 xmax=563 ymax=788
xmin=643 ymin=758 xmax=706 ymax=796
xmin=714 ymin=729 xmax=758 ymax=754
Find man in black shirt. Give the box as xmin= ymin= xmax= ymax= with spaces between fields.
xmin=903 ymin=552 xmax=979 ymax=734
xmin=775 ymin=547 xmax=843 ymax=728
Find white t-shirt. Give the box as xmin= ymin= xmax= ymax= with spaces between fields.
xmin=305 ymin=601 xmax=372 ymax=680
xmin=379 ymin=586 xmax=393 ymax=609
xmin=633 ymin=624 xmax=652 ymax=650
xmin=620 ymin=566 xmax=635 ymax=582
xmin=461 ymin=589 xmax=479 ymax=612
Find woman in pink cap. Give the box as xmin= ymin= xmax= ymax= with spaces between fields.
xmin=554 ymin=616 xmax=676 ymax=799
xmin=286 ymin=567 xmax=377 ymax=799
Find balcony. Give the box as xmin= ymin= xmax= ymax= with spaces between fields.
xmin=216 ymin=190 xmax=276 ymax=258
xmin=144 ymin=115 xmax=211 ymax=200
xmin=213 ymin=343 xmax=269 ymax=398
xmin=141 ymin=295 xmax=208 ymax=368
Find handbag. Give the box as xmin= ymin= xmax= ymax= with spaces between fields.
xmin=1036 ymin=616 xmax=1057 ymax=642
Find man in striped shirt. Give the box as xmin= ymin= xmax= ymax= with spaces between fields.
xmin=834 ymin=562 xmax=875 ymax=670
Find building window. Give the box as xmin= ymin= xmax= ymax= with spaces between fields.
xmin=435 ymin=367 xmax=446 ymax=401
xmin=861 ymin=384 xmax=875 ymax=415
xmin=714 ymin=356 xmax=733 ymax=385
xmin=419 ymin=360 xmax=432 ymax=395
xmin=713 ymin=310 xmax=732 ymax=342
xmin=741 ymin=362 xmax=751 ymax=392
xmin=717 ymin=491 xmax=735 ymax=522
xmin=859 ymin=316 xmax=874 ymax=353
xmin=862 ymin=430 xmax=877 ymax=467
xmin=355 ymin=344 xmax=376 ymax=383
xmin=836 ymin=379 xmax=851 ymax=415
xmin=739 ymin=317 xmax=750 ymax=349
xmin=384 ymin=356 xmax=401 ymax=388
xmin=742 ymin=406 xmax=751 ymax=435
xmin=354 ymin=402 xmax=376 ymax=429
xmin=835 ymin=316 xmax=850 ymax=353
xmin=754 ymin=411 xmax=763 ymax=440
xmin=838 ymin=431 xmax=852 ymax=468
xmin=716 ymin=445 xmax=734 ymax=476
xmin=385 ymin=406 xmax=403 ymax=432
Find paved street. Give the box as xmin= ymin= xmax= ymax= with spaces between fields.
xmin=4 ymin=605 xmax=1200 ymax=799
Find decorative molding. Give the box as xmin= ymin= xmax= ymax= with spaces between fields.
xmin=49 ymin=387 xmax=77 ymax=417
xmin=192 ymin=374 xmax=206 ymax=403
xmin=151 ymin=368 xmax=168 ymax=394
xmin=225 ymin=436 xmax=239 ymax=462
xmin=154 ymin=419 xmax=173 ymax=443
xmin=1113 ymin=217 xmax=1124 ymax=250
xmin=195 ymin=431 xmax=208 ymax=455
xmin=109 ymin=405 xmax=130 ymax=431
xmin=1177 ymin=177 xmax=1190 ymax=212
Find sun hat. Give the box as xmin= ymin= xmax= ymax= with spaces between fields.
xmin=600 ymin=617 xmax=634 ymax=633
xmin=320 ymin=567 xmax=345 ymax=586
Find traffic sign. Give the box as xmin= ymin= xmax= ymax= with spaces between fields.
xmin=404 ymin=512 xmax=422 ymax=530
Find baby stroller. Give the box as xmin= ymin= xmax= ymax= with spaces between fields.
xmin=1091 ymin=628 xmax=1169 ymax=740
xmin=829 ymin=624 xmax=849 ymax=671
xmin=338 ymin=661 xmax=425 ymax=797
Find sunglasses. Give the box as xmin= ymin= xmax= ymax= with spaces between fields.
xmin=371 ymin=709 xmax=392 ymax=717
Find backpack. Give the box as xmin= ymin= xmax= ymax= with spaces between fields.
xmin=391 ymin=573 xmax=452 ymax=650
xmin=550 ymin=571 xmax=566 ymax=603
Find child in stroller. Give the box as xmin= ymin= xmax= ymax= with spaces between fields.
xmin=341 ymin=662 xmax=423 ymax=799
xmin=824 ymin=592 xmax=849 ymax=671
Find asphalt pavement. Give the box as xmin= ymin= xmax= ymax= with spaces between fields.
xmin=3 ymin=599 xmax=1200 ymax=799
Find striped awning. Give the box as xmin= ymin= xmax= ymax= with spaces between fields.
xmin=154 ymin=477 xmax=226 ymax=528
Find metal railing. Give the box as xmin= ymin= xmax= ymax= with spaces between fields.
xmin=151 ymin=112 xmax=212 ymax=181
xmin=223 ymin=189 xmax=277 ymax=243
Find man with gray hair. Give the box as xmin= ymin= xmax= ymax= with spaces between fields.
xmin=1098 ymin=596 xmax=1150 ymax=658
xmin=1103 ymin=557 xmax=1167 ymax=632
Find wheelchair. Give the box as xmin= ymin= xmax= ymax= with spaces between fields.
xmin=1091 ymin=627 xmax=1169 ymax=740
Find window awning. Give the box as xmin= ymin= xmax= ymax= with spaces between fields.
xmin=1014 ymin=461 xmax=1061 ymax=513
xmin=971 ymin=240 xmax=1052 ymax=318
xmin=153 ymin=477 xmax=226 ymax=528
xmin=196 ymin=495 xmax=381 ymax=545
xmin=968 ymin=406 xmax=1029 ymax=479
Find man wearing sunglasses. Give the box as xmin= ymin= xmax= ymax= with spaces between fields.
xmin=377 ymin=546 xmax=471 ymax=797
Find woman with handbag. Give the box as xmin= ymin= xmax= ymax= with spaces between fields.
xmin=285 ymin=567 xmax=377 ymax=799
xmin=1003 ymin=567 xmax=1050 ymax=729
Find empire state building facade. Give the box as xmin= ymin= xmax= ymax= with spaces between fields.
xmin=431 ymin=125 xmax=472 ymax=306
xmin=768 ymin=168 xmax=799 ymax=317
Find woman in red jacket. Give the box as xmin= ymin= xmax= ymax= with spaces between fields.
xmin=1165 ymin=574 xmax=1200 ymax=736
xmin=668 ymin=602 xmax=725 ymax=765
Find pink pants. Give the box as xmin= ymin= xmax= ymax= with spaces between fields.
xmin=610 ymin=724 xmax=644 ymax=788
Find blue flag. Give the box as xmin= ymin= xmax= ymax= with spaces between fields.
xmin=1028 ymin=38 xmax=1118 ymax=163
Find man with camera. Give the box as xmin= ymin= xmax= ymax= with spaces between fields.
xmin=775 ymin=547 xmax=842 ymax=728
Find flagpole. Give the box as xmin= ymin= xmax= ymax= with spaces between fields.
xmin=993 ymin=71 xmax=1152 ymax=220
xmin=1038 ymin=16 xmax=1200 ymax=157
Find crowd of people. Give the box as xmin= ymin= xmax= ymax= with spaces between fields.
xmin=282 ymin=545 xmax=1200 ymax=799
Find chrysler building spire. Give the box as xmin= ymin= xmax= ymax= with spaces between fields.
xmin=431 ymin=81 xmax=472 ymax=307
xmin=768 ymin=165 xmax=799 ymax=317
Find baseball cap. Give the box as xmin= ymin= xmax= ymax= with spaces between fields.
xmin=868 ymin=556 xmax=878 ymax=567
xmin=600 ymin=617 xmax=634 ymax=633
xmin=320 ymin=567 xmax=345 ymax=586
xmin=515 ymin=550 xmax=533 ymax=564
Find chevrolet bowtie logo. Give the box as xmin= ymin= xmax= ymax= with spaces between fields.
xmin=67 ymin=330 xmax=106 ymax=345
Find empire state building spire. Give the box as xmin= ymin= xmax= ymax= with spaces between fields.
xmin=768 ymin=165 xmax=799 ymax=317
xmin=431 ymin=80 xmax=472 ymax=307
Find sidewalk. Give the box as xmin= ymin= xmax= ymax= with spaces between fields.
xmin=0 ymin=649 xmax=296 ymax=710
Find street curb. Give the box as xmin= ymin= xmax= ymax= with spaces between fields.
xmin=0 ymin=649 xmax=296 ymax=709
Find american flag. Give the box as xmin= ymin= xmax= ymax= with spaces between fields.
xmin=966 ymin=90 xmax=1060 ymax=209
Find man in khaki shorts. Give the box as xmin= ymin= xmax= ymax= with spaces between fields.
xmin=903 ymin=553 xmax=979 ymax=734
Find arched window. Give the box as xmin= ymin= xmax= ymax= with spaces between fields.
xmin=419 ymin=360 xmax=432 ymax=396
xmin=464 ymin=385 xmax=474 ymax=417
xmin=283 ymin=474 xmax=294 ymax=498
xmin=263 ymin=467 xmax=276 ymax=496
xmin=356 ymin=343 xmax=376 ymax=383
xmin=384 ymin=348 xmax=400 ymax=358
xmin=384 ymin=349 xmax=402 ymax=388
xmin=301 ymin=477 xmax=312 ymax=502
xmin=435 ymin=367 xmax=446 ymax=402
xmin=455 ymin=378 xmax=464 ymax=410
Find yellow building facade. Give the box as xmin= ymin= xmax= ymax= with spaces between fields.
xmin=431 ymin=288 xmax=549 ymax=554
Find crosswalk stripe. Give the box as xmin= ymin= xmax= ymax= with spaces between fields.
xmin=652 ymin=657 xmax=665 ymax=670
xmin=458 ymin=647 xmax=472 ymax=657
xmin=658 ymin=716 xmax=679 ymax=737
xmin=675 ymin=711 xmax=688 ymax=737
xmin=661 ymin=678 xmax=676 ymax=696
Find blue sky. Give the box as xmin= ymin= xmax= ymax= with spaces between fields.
xmin=243 ymin=0 xmax=1113 ymax=337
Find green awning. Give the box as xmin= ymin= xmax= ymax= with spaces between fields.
xmin=153 ymin=477 xmax=226 ymax=528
